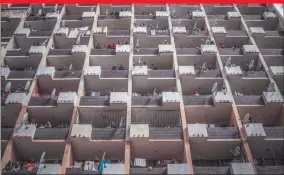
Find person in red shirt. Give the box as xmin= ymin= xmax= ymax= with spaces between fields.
xmin=111 ymin=43 xmax=116 ymax=49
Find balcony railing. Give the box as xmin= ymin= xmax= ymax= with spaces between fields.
xmin=264 ymin=127 xmax=284 ymax=139
xmin=54 ymin=70 xmax=82 ymax=79
xmin=34 ymin=128 xmax=69 ymax=140
xmin=98 ymin=15 xmax=119 ymax=20
xmin=135 ymin=15 xmax=156 ymax=19
xmin=194 ymin=167 xmax=230 ymax=174
xmin=66 ymin=168 xmax=101 ymax=174
xmin=29 ymin=31 xmax=53 ymax=37
xmin=7 ymin=71 xmax=36 ymax=79
xmin=91 ymin=128 xmax=125 ymax=140
xmin=107 ymin=30 xmax=130 ymax=36
xmin=183 ymin=95 xmax=214 ymax=105
xmin=226 ymin=30 xmax=248 ymax=36
xmin=133 ymin=48 xmax=159 ymax=55
xmin=90 ymin=49 xmax=116 ymax=55
xmin=28 ymin=96 xmax=58 ymax=106
xmin=130 ymin=168 xmax=167 ymax=174
xmin=234 ymin=95 xmax=265 ymax=105
xmin=149 ymin=127 xmax=183 ymax=139
xmin=6 ymin=50 xmax=29 ymax=56
xmin=1 ymin=128 xmax=13 ymax=140
xmin=265 ymin=31 xmax=284 ymax=37
xmin=132 ymin=96 xmax=162 ymax=106
xmin=207 ymin=127 xmax=240 ymax=139
xmin=148 ymin=70 xmax=175 ymax=78
xmin=218 ymin=48 xmax=243 ymax=55
xmin=62 ymin=15 xmax=82 ymax=20
xmin=197 ymin=70 xmax=222 ymax=78
xmin=186 ymin=30 xmax=208 ymax=36
xmin=242 ymin=70 xmax=267 ymax=78
xmin=256 ymin=166 xmax=284 ymax=174
xmin=147 ymin=30 xmax=170 ymax=36
xmin=207 ymin=15 xmax=228 ymax=20
xmin=243 ymin=15 xmax=264 ymax=20
xmin=100 ymin=70 xmax=128 ymax=78
xmin=260 ymin=49 xmax=284 ymax=56
xmin=176 ymin=48 xmax=201 ymax=55
xmin=80 ymin=96 xmax=110 ymax=106
xmin=48 ymin=49 xmax=72 ymax=55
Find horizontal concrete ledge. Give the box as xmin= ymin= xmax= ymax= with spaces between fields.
xmin=207 ymin=138 xmax=242 ymax=142
xmin=149 ymin=139 xmax=183 ymax=142
xmin=32 ymin=140 xmax=66 ymax=142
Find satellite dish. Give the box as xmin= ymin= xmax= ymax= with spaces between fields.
xmin=248 ymin=60 xmax=255 ymax=70
xmin=106 ymin=9 xmax=108 ymax=15
xmin=68 ymin=64 xmax=73 ymax=72
xmin=136 ymin=38 xmax=139 ymax=47
xmin=5 ymin=82 xmax=11 ymax=92
xmin=22 ymin=113 xmax=29 ymax=125
xmin=267 ymin=82 xmax=275 ymax=92
xmin=211 ymin=82 xmax=218 ymax=95
xmin=24 ymin=81 xmax=31 ymax=91
xmin=156 ymin=22 xmax=159 ymax=29
xmin=61 ymin=20 xmax=66 ymax=28
xmin=178 ymin=18 xmax=181 ymax=26
xmin=37 ymin=9 xmax=42 ymax=16
xmin=41 ymin=39 xmax=48 ymax=46
xmin=172 ymin=8 xmax=175 ymax=15
xmin=40 ymin=151 xmax=46 ymax=164
xmin=201 ymin=63 xmax=206 ymax=71
xmin=76 ymin=35 xmax=81 ymax=45
xmin=54 ymin=4 xmax=58 ymax=12
xmin=230 ymin=146 xmax=240 ymax=157
xmin=225 ymin=57 xmax=232 ymax=67
xmin=91 ymin=6 xmax=94 ymax=12
xmin=243 ymin=113 xmax=251 ymax=124
xmin=50 ymin=88 xmax=56 ymax=100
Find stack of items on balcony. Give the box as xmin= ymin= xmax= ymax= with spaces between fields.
xmin=2 ymin=160 xmax=39 ymax=173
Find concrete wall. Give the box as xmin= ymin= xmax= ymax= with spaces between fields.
xmin=263 ymin=56 xmax=284 ymax=67
xmin=94 ymin=35 xmax=130 ymax=47
xmin=132 ymin=76 xmax=175 ymax=93
xmin=254 ymin=37 xmax=284 ymax=49
xmin=135 ymin=19 xmax=169 ymax=29
xmin=203 ymin=5 xmax=235 ymax=15
xmin=13 ymin=140 xmax=66 ymax=160
xmin=237 ymin=104 xmax=283 ymax=126
xmin=131 ymin=140 xmax=184 ymax=160
xmin=15 ymin=38 xmax=50 ymax=50
xmin=237 ymin=5 xmax=266 ymax=15
xmin=65 ymin=4 xmax=93 ymax=15
xmin=71 ymin=139 xmax=125 ymax=160
xmin=90 ymin=56 xmax=129 ymax=70
xmin=135 ymin=4 xmax=165 ymax=15
xmin=245 ymin=20 xmax=279 ymax=30
xmin=215 ymin=37 xmax=250 ymax=48
xmin=220 ymin=55 xmax=260 ymax=69
xmin=24 ymin=20 xmax=57 ymax=31
xmin=209 ymin=20 xmax=242 ymax=30
xmin=249 ymin=139 xmax=284 ymax=159
xmin=65 ymin=19 xmax=94 ymax=28
xmin=174 ymin=35 xmax=208 ymax=48
xmin=185 ymin=104 xmax=232 ymax=124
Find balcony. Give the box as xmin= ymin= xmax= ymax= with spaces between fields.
xmin=207 ymin=15 xmax=228 ymax=20
xmin=264 ymin=126 xmax=284 ymax=139
xmin=149 ymin=127 xmax=183 ymax=139
xmin=91 ymin=128 xmax=125 ymax=140
xmin=194 ymin=166 xmax=230 ymax=174
xmin=28 ymin=96 xmax=58 ymax=106
xmin=242 ymin=70 xmax=267 ymax=78
xmin=256 ymin=166 xmax=284 ymax=174
xmin=176 ymin=48 xmax=201 ymax=55
xmin=133 ymin=48 xmax=159 ymax=55
xmin=265 ymin=31 xmax=284 ymax=37
xmin=33 ymin=128 xmax=69 ymax=140
xmin=183 ymin=95 xmax=214 ymax=105
xmin=207 ymin=127 xmax=240 ymax=139
xmin=243 ymin=15 xmax=264 ymax=20
xmin=226 ymin=30 xmax=248 ymax=37
xmin=132 ymin=96 xmax=162 ymax=106
xmin=48 ymin=49 xmax=72 ymax=56
xmin=80 ymin=96 xmax=110 ymax=106
xmin=7 ymin=71 xmax=36 ymax=79
xmin=29 ymin=31 xmax=53 ymax=37
xmin=100 ymin=70 xmax=129 ymax=78
xmin=234 ymin=95 xmax=265 ymax=105
xmin=6 ymin=50 xmax=29 ymax=56
xmin=197 ymin=70 xmax=222 ymax=78
xmin=98 ymin=15 xmax=119 ymax=20
xmin=54 ymin=71 xmax=82 ymax=79
xmin=1 ymin=128 xmax=13 ymax=140
xmin=90 ymin=49 xmax=116 ymax=55
xmin=218 ymin=48 xmax=243 ymax=55
xmin=107 ymin=30 xmax=130 ymax=36
xmin=260 ymin=49 xmax=284 ymax=56
xmin=148 ymin=70 xmax=175 ymax=78
xmin=186 ymin=30 xmax=208 ymax=37
xmin=135 ymin=15 xmax=156 ymax=19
